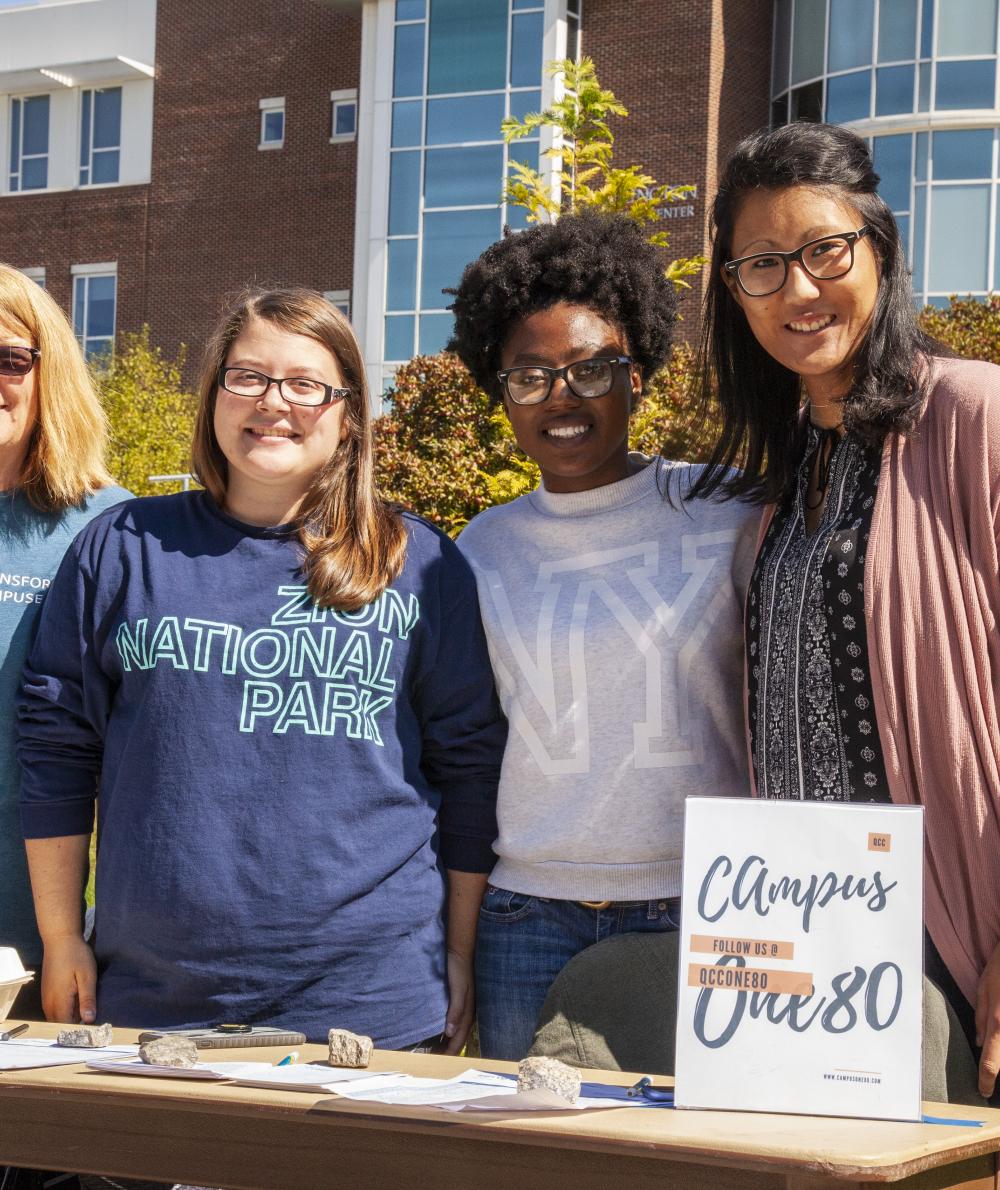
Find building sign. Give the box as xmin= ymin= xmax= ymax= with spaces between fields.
xmin=641 ymin=184 xmax=697 ymax=220
xmin=675 ymin=798 xmax=923 ymax=1122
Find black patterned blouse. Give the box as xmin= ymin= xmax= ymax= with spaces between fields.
xmin=746 ymin=421 xmax=891 ymax=803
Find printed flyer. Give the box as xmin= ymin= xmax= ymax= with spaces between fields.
xmin=674 ymin=798 xmax=923 ymax=1121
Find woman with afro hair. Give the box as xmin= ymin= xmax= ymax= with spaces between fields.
xmin=451 ymin=212 xmax=759 ymax=1060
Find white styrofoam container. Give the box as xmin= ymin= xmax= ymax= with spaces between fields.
xmin=0 ymin=947 xmax=34 ymax=1020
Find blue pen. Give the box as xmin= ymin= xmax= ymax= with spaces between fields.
xmin=626 ymin=1076 xmax=675 ymax=1102
xmin=275 ymin=1051 xmax=299 ymax=1067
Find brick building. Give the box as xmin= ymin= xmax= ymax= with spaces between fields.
xmin=0 ymin=0 xmax=772 ymax=397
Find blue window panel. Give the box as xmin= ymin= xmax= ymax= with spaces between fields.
xmin=418 ymin=312 xmax=454 ymax=355
xmin=925 ymin=295 xmax=952 ymax=308
xmin=427 ymin=0 xmax=507 ymax=95
xmin=386 ymin=238 xmax=418 ymax=311
xmin=929 ymin=184 xmax=989 ymax=292
xmin=912 ymin=184 xmax=926 ymax=293
xmin=505 ymin=203 xmax=531 ymax=230
xmin=507 ymin=137 xmax=539 ymax=175
xmin=388 ymin=151 xmax=421 ymax=235
xmin=262 ymin=111 xmax=284 ymax=143
xmin=9 ymin=99 xmax=19 ymax=178
xmin=509 ymin=89 xmax=541 ymax=121
xmin=791 ymin=0 xmax=825 ymax=84
xmin=512 ymin=0 xmax=541 ymax=8
xmin=875 ymin=64 xmax=914 ymax=115
xmin=424 ymin=144 xmax=504 ymax=207
xmin=384 ymin=314 xmax=415 ymax=362
xmin=334 ymin=103 xmax=356 ymax=137
xmin=80 ymin=90 xmax=91 ymax=169
xmin=73 ymin=277 xmax=85 ymax=336
xmin=920 ymin=0 xmax=934 ymax=57
xmin=426 ymin=93 xmax=504 ymax=145
xmin=86 ymin=275 xmax=116 ymax=338
xmin=829 ymin=0 xmax=874 ymax=72
xmin=878 ymin=0 xmax=917 ymax=62
xmin=22 ymin=95 xmax=48 ymax=156
xmin=937 ymin=0 xmax=997 ymax=56
xmin=395 ymin=0 xmax=424 ymax=18
xmin=932 ymin=129 xmax=993 ymax=179
xmin=995 ymin=203 xmax=1000 ymax=292
xmin=873 ymin=134 xmax=912 ymax=211
xmin=935 ymin=59 xmax=996 ymax=110
xmin=421 ymin=207 xmax=500 ymax=308
xmin=826 ymin=70 xmax=871 ymax=122
xmin=91 ymin=149 xmax=119 ymax=184
xmin=510 ymin=11 xmax=544 ymax=88
xmin=391 ymin=101 xmax=422 ymax=147
xmin=895 ymin=214 xmax=910 ymax=264
xmin=21 ymin=156 xmax=46 ymax=189
xmin=773 ymin=0 xmax=792 ymax=96
xmin=93 ymin=88 xmax=121 ymax=150
xmin=393 ymin=22 xmax=425 ymax=98
xmin=918 ymin=61 xmax=931 ymax=110
xmin=915 ymin=131 xmax=928 ymax=179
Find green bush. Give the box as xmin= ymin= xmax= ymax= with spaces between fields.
xmin=918 ymin=294 xmax=1000 ymax=364
xmin=93 ymin=328 xmax=197 ymax=497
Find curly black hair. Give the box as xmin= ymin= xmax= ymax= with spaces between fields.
xmin=447 ymin=211 xmax=679 ymax=403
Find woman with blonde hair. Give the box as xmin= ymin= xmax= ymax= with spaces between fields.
xmin=17 ymin=286 xmax=504 ymax=1049
xmin=0 ymin=263 xmax=127 ymax=1020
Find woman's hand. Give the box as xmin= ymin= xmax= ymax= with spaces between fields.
xmin=41 ymin=934 xmax=97 ymax=1024
xmin=976 ymin=940 xmax=1000 ymax=1098
xmin=440 ymin=869 xmax=488 ymax=1054
xmin=442 ymin=948 xmax=475 ymax=1054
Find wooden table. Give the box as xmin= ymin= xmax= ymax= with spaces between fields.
xmin=2 ymin=1021 xmax=1000 ymax=1189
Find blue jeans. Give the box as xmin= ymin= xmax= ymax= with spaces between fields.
xmin=475 ymin=885 xmax=681 ymax=1061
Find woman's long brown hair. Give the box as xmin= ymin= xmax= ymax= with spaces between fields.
xmin=192 ymin=287 xmax=407 ymax=611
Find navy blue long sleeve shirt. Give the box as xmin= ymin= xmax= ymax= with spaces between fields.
xmin=18 ymin=492 xmax=504 ymax=1046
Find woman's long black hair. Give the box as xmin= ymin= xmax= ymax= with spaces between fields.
xmin=690 ymin=121 xmax=935 ymax=505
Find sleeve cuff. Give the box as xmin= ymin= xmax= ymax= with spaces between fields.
xmin=439 ymin=832 xmax=496 ymax=874
xmin=21 ymin=797 xmax=96 ymax=839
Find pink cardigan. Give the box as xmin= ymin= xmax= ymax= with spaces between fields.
xmin=752 ymin=356 xmax=1000 ymax=1006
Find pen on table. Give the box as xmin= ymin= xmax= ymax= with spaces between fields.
xmin=626 ymin=1076 xmax=674 ymax=1102
xmin=275 ymin=1051 xmax=299 ymax=1066
xmin=0 ymin=1024 xmax=29 ymax=1042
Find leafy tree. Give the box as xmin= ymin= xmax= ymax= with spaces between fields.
xmin=918 ymin=294 xmax=1000 ymax=364
xmin=93 ymin=329 xmax=197 ymax=496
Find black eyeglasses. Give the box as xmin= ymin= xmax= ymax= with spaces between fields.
xmin=724 ymin=227 xmax=870 ymax=297
xmin=0 ymin=346 xmax=40 ymax=377
xmin=218 ymin=366 xmax=350 ymax=408
xmin=497 ymin=356 xmax=635 ymax=406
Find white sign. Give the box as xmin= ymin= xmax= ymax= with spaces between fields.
xmin=675 ymin=798 xmax=923 ymax=1121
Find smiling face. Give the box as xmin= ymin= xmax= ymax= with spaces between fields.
xmin=499 ymin=302 xmax=641 ymax=494
xmin=0 ymin=318 xmax=39 ymax=489
xmin=214 ymin=317 xmax=349 ymax=525
xmin=725 ymin=185 xmax=880 ymax=408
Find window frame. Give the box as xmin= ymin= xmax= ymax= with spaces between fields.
xmin=324 ymin=289 xmax=352 ymax=317
xmin=79 ymin=86 xmax=123 ymax=188
xmin=19 ymin=266 xmax=45 ymax=288
xmin=71 ymin=262 xmax=118 ymax=359
xmin=8 ymin=93 xmax=51 ymax=194
xmin=258 ymin=97 xmax=285 ymax=150
xmin=330 ymin=89 xmax=358 ymax=143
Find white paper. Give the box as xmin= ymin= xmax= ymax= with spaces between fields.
xmin=674 ymin=798 xmax=924 ymax=1122
xmin=85 ymin=1057 xmax=273 ymax=1081
xmin=438 ymin=1089 xmax=627 ymax=1112
xmin=0 ymin=1040 xmax=138 ymax=1070
xmin=228 ymin=1065 xmax=402 ymax=1092
xmin=332 ymin=1070 xmax=513 ymax=1106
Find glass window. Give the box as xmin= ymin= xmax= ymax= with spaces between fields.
xmin=928 ymin=184 xmax=990 ymax=291
xmin=829 ymin=0 xmax=874 ymax=72
xmin=395 ymin=0 xmax=424 ymax=18
xmin=935 ymin=59 xmax=996 ymax=110
xmin=510 ymin=10 xmax=544 ymax=88
xmin=920 ymin=0 xmax=934 ymax=57
xmin=391 ymin=101 xmax=423 ymax=147
xmin=420 ymin=208 xmax=500 ymax=308
xmin=332 ymin=99 xmax=357 ymax=139
xmin=427 ymin=0 xmax=507 ymax=95
xmin=9 ymin=95 xmax=49 ymax=192
xmin=72 ymin=272 xmax=117 ymax=359
xmin=875 ymin=64 xmax=914 ymax=114
xmin=878 ymin=0 xmax=917 ymax=62
xmin=936 ymin=0 xmax=997 ymax=56
xmin=384 ymin=314 xmax=415 ymax=362
xmin=771 ymin=96 xmax=789 ymax=127
xmin=773 ymin=0 xmax=792 ymax=95
xmin=790 ymin=80 xmax=823 ymax=122
xmin=388 ymin=151 xmax=421 ymax=235
xmin=826 ymin=69 xmax=871 ymax=122
xmin=393 ymin=22 xmax=425 ymax=98
xmin=386 ymin=238 xmax=419 ymax=311
xmin=918 ymin=61 xmax=931 ymax=110
xmin=418 ymin=312 xmax=454 ymax=355
xmin=994 ymin=203 xmax=1000 ymax=293
xmin=505 ymin=140 xmax=538 ymax=229
xmin=791 ymin=0 xmax=825 ymax=84
xmin=426 ymin=94 xmax=504 ymax=145
xmin=912 ymin=184 xmax=926 ymax=293
xmin=509 ymin=89 xmax=541 ymax=121
xmin=424 ymin=145 xmax=504 ymax=207
xmin=80 ymin=87 xmax=121 ymax=185
xmin=259 ymin=99 xmax=284 ymax=148
xmin=932 ymin=128 xmax=993 ymax=179
xmin=873 ymin=134 xmax=912 ymax=211
xmin=512 ymin=0 xmax=541 ymax=8
xmin=915 ymin=131 xmax=928 ymax=179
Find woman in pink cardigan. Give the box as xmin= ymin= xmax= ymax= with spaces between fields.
xmin=690 ymin=121 xmax=1000 ymax=1101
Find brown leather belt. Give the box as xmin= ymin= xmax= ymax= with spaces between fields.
xmin=577 ymin=899 xmax=613 ymax=910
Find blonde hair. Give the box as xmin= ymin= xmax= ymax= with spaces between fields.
xmin=192 ymin=287 xmax=407 ymax=612
xmin=0 ymin=263 xmax=112 ymax=511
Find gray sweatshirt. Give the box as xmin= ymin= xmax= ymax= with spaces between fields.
xmin=458 ymin=457 xmax=759 ymax=900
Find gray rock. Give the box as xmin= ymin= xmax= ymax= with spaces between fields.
xmin=517 ymin=1055 xmax=581 ymax=1104
xmin=138 ymin=1034 xmax=200 ymax=1068
xmin=56 ymin=1023 xmax=114 ymax=1048
xmin=327 ymin=1028 xmax=373 ymax=1068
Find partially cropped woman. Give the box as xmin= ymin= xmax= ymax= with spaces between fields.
xmin=18 ymin=287 xmax=504 ymax=1048
xmin=693 ymin=121 xmax=1000 ymax=1098
xmin=0 ymin=265 xmax=127 ymax=1019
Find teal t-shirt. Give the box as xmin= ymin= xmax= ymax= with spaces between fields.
xmin=0 ymin=484 xmax=129 ymax=964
